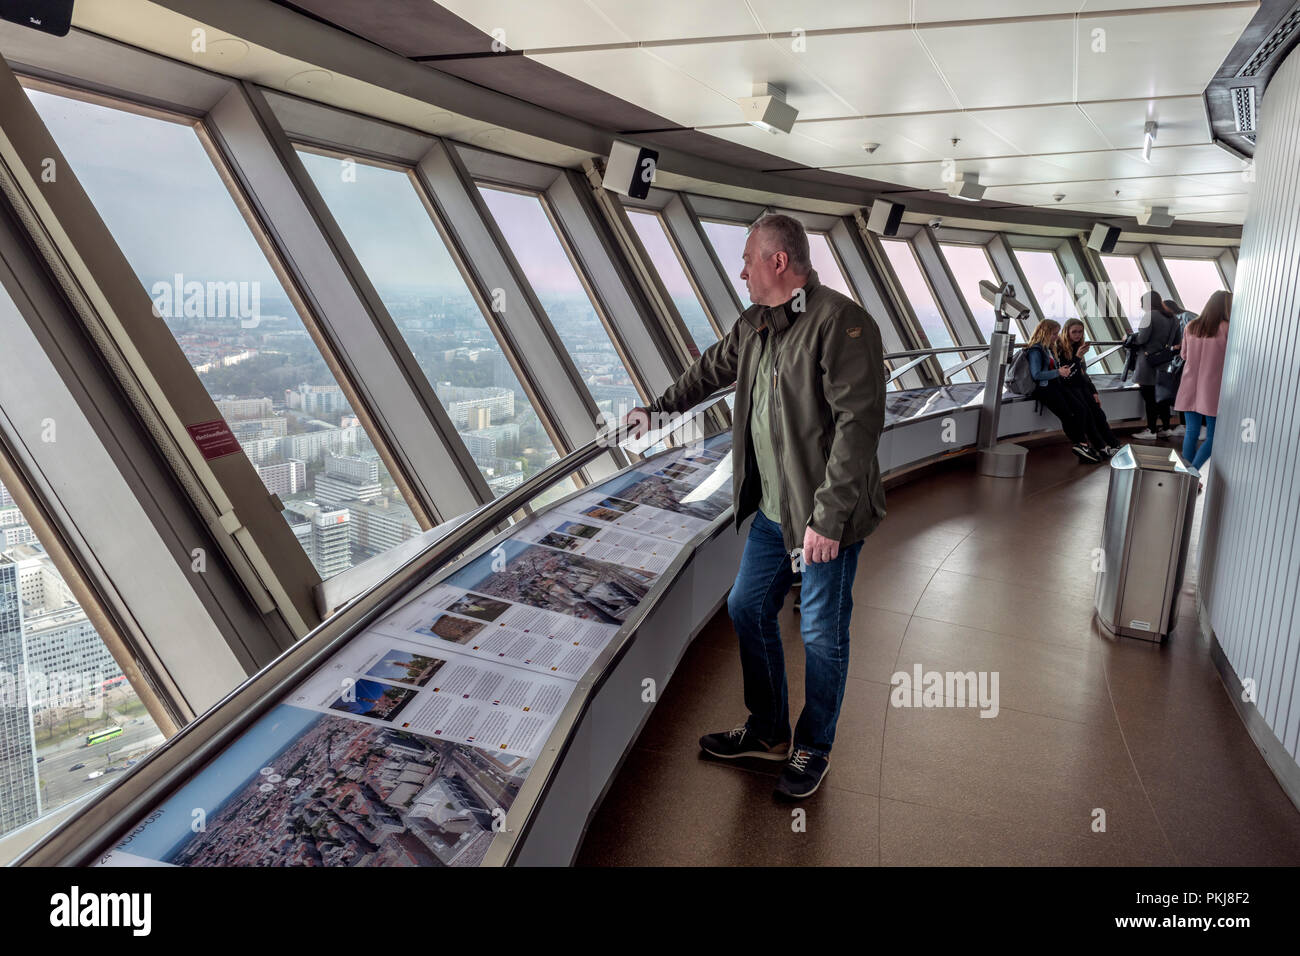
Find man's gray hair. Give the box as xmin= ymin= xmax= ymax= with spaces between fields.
xmin=748 ymin=213 xmax=812 ymax=274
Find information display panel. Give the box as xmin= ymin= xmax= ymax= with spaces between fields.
xmin=95 ymin=432 xmax=734 ymax=867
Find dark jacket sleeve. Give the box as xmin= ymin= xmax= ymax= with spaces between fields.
xmin=809 ymin=308 xmax=886 ymax=542
xmin=1133 ymin=313 xmax=1156 ymax=347
xmin=646 ymin=316 xmax=744 ymax=416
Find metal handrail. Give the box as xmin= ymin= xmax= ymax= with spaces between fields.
xmin=885 ymin=340 xmax=1128 ymax=386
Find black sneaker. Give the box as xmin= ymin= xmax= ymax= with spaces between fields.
xmin=1070 ymin=443 xmax=1100 ymax=463
xmin=774 ymin=748 xmax=830 ymax=799
xmin=699 ymin=724 xmax=791 ymax=761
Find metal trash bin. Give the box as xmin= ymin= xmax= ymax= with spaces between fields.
xmin=1094 ymin=444 xmax=1199 ymax=642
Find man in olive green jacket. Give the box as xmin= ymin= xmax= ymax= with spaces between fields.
xmin=624 ymin=214 xmax=886 ymax=798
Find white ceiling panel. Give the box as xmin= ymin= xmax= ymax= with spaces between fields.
xmin=1176 ymin=171 xmax=1257 ymax=194
xmin=1079 ymin=0 xmax=1252 ymax=10
xmin=865 ymin=110 xmax=1021 ymax=160
xmin=1077 ymin=96 xmax=1212 ymax=149
xmin=586 ymin=0 xmax=762 ymax=43
xmin=918 ymin=20 xmax=1075 ymax=108
xmin=790 ymin=117 xmax=940 ymax=164
xmin=1030 ymin=148 xmax=1154 ymax=179
xmin=703 ymin=124 xmax=885 ymax=169
xmin=434 ymin=0 xmax=626 ymax=48
xmin=914 ymin=1 xmax=1082 ymax=20
xmin=798 ymin=31 xmax=959 ymax=115
xmin=1124 ymin=143 xmax=1247 ymax=176
xmin=971 ymin=104 xmax=1113 ymax=154
xmin=944 ymin=154 xmax=1079 ymax=186
xmin=831 ymin=162 xmax=949 ymax=189
xmin=640 ymin=37 xmax=850 ymax=121
xmin=744 ymin=0 xmax=912 ymax=32
xmin=528 ymin=48 xmax=741 ymax=126
xmin=1076 ymin=6 xmax=1256 ymax=101
xmin=1163 ymin=210 xmax=1247 ymax=224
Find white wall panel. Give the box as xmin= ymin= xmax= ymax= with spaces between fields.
xmin=1201 ymin=44 xmax=1300 ymax=764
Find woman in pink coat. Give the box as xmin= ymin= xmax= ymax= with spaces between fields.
xmin=1174 ymin=290 xmax=1231 ymax=473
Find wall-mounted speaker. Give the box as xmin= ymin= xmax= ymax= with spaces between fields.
xmin=1087 ymin=223 xmax=1121 ymax=253
xmin=602 ymin=141 xmax=658 ymax=201
xmin=0 ymin=0 xmax=74 ymax=36
xmin=866 ymin=198 xmax=905 ymax=237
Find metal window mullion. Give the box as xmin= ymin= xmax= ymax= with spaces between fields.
xmin=1217 ymin=248 xmax=1236 ymax=289
xmin=413 ymin=139 xmax=602 ymax=472
xmin=912 ymin=226 xmax=984 ymax=381
xmin=836 ymin=217 xmax=921 ymax=390
xmin=1060 ymin=237 xmax=1123 ymax=372
xmin=987 ymin=234 xmax=1038 ymax=337
xmin=209 ymin=83 xmax=488 ymax=516
xmin=665 ymin=193 xmax=743 ymax=331
xmin=1137 ymin=245 xmax=1176 ymax=302
xmin=856 ymin=227 xmax=941 ymax=388
xmin=550 ymin=167 xmax=681 ymax=397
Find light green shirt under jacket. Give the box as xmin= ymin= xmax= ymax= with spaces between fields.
xmin=750 ymin=325 xmax=782 ymax=524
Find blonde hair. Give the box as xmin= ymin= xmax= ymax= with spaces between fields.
xmin=1027 ymin=319 xmax=1061 ymax=352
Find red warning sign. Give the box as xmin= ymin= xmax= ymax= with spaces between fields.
xmin=185 ymin=419 xmax=241 ymax=461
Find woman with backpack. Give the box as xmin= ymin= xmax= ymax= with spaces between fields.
xmin=1023 ymin=320 xmax=1104 ymax=463
xmin=1131 ymin=292 xmax=1182 ymax=440
xmin=1174 ymin=290 xmax=1232 ymax=486
xmin=1055 ymin=318 xmax=1121 ymax=457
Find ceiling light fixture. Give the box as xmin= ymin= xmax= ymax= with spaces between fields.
xmin=1137 ymin=205 xmax=1175 ymax=228
xmin=947 ymin=171 xmax=986 ymax=202
xmin=1142 ymin=121 xmax=1158 ymax=163
xmin=738 ymin=83 xmax=798 ymax=135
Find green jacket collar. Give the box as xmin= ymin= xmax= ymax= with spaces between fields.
xmin=745 ymin=268 xmax=821 ymax=331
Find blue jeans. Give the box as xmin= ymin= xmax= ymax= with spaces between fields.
xmin=1181 ymin=411 xmax=1216 ymax=470
xmin=726 ymin=510 xmax=864 ymax=757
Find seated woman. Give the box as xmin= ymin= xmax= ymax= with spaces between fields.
xmin=1055 ymin=318 xmax=1120 ymax=457
xmin=1024 ymin=320 xmax=1104 ymax=464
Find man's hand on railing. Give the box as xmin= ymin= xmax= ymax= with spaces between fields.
xmin=622 ymin=406 xmax=651 ymax=440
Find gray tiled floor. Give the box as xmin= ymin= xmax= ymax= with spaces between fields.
xmin=576 ymin=442 xmax=1300 ymax=866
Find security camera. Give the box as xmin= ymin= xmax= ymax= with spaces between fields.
xmin=1053 ymin=192 xmax=1066 ymax=202
xmin=862 ymin=142 xmax=880 ymax=154
xmin=928 ymin=216 xmax=943 ymax=228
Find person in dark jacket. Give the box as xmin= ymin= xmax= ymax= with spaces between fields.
xmin=1055 ymin=318 xmax=1120 ymax=455
xmin=623 ymin=213 xmax=885 ymax=800
xmin=1131 ymin=291 xmax=1181 ymax=440
xmin=1023 ymin=320 xmax=1103 ymax=463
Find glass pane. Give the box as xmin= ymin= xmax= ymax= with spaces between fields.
xmin=701 ymin=220 xmax=749 ymax=304
xmin=297 ymin=152 xmax=560 ymax=500
xmin=940 ymin=243 xmax=1002 ymax=341
xmin=880 ymin=240 xmax=969 ymax=381
xmin=1014 ymin=249 xmax=1080 ymax=322
xmin=478 ymin=187 xmax=642 ymax=426
xmin=1099 ymin=255 xmax=1151 ymax=330
xmin=626 ymin=210 xmax=718 ymax=357
xmin=27 ymin=89 xmax=420 ymax=579
xmin=0 ymin=477 xmax=164 ymax=839
xmin=807 ymin=233 xmax=857 ymax=300
xmin=1163 ymin=257 xmax=1226 ymax=315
